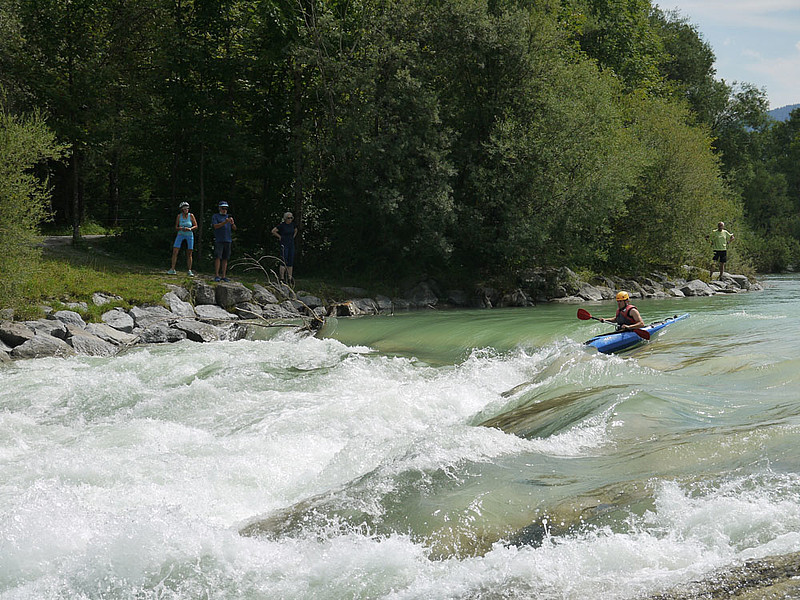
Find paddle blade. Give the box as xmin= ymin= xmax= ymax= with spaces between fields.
xmin=633 ymin=328 xmax=650 ymax=340
xmin=577 ymin=308 xmax=592 ymax=320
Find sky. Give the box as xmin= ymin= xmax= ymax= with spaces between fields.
xmin=658 ymin=0 xmax=800 ymax=109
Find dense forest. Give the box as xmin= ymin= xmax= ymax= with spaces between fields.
xmin=2 ymin=0 xmax=800 ymax=290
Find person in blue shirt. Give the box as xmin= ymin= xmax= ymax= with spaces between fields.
xmin=271 ymin=211 xmax=297 ymax=284
xmin=211 ymin=201 xmax=236 ymax=281
xmin=168 ymin=202 xmax=197 ymax=275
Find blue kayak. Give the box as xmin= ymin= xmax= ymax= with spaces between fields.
xmin=584 ymin=313 xmax=690 ymax=354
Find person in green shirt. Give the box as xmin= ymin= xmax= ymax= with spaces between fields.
xmin=708 ymin=221 xmax=734 ymax=279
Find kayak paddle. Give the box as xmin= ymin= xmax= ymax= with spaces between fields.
xmin=577 ymin=308 xmax=650 ymax=340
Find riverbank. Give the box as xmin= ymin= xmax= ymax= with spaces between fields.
xmin=0 ymin=263 xmax=761 ymax=362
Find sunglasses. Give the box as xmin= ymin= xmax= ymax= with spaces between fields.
xmin=286 ymin=217 xmax=293 ymax=220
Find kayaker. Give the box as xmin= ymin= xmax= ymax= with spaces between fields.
xmin=599 ymin=291 xmax=645 ymax=332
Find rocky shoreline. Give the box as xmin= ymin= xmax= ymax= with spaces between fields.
xmin=0 ymin=267 xmax=761 ymax=362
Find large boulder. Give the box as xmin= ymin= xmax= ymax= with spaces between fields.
xmin=0 ymin=321 xmax=35 ymax=347
xmin=234 ymin=302 xmax=263 ymax=319
xmin=92 ymin=292 xmax=122 ymax=306
xmin=195 ymin=304 xmax=238 ymax=322
xmin=53 ymin=310 xmax=86 ymax=328
xmin=173 ymin=319 xmax=223 ymax=342
xmin=85 ymin=323 xmax=139 ymax=346
xmin=129 ymin=305 xmax=173 ymax=329
xmin=252 ymin=284 xmax=279 ymax=305
xmin=163 ymin=292 xmax=196 ymax=318
xmin=12 ymin=335 xmax=76 ymax=359
xmin=721 ymin=273 xmax=750 ymax=290
xmin=194 ymin=282 xmax=217 ymax=305
xmin=576 ymin=284 xmax=605 ymax=302
xmin=215 ymin=282 xmax=253 ymax=307
xmin=680 ymin=279 xmax=715 ymax=297
xmin=135 ymin=323 xmax=186 ymax=344
xmin=27 ymin=319 xmax=69 ymax=339
xmin=66 ymin=327 xmax=119 ymax=357
xmin=297 ymin=294 xmax=323 ymax=309
xmin=163 ymin=284 xmax=190 ymax=301
xmin=102 ymin=308 xmax=135 ymax=333
xmin=404 ymin=282 xmax=439 ymax=308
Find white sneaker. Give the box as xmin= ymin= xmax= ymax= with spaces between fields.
xmin=188 ymin=270 xmax=195 ymax=276
xmin=167 ymin=269 xmax=177 ymax=275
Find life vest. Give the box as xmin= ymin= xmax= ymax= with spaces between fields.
xmin=614 ymin=304 xmax=638 ymax=326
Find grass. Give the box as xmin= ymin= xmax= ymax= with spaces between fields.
xmin=8 ymin=234 xmax=361 ymax=321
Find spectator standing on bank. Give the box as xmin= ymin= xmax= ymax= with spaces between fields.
xmin=271 ymin=211 xmax=297 ymax=285
xmin=212 ymin=201 xmax=236 ymax=282
xmin=707 ymin=221 xmax=734 ymax=280
xmin=168 ymin=202 xmax=197 ymax=276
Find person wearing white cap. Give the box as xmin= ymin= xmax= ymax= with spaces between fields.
xmin=211 ymin=201 xmax=236 ymax=281
xmin=168 ymin=202 xmax=196 ymax=275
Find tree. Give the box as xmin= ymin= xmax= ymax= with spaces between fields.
xmin=0 ymin=99 xmax=64 ymax=307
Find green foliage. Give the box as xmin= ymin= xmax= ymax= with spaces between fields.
xmin=0 ymin=99 xmax=64 ymax=308
xmin=1 ymin=0 xmax=794 ymax=290
xmin=611 ymin=93 xmax=741 ymax=272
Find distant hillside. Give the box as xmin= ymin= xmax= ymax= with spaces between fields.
xmin=768 ymin=104 xmax=800 ymax=121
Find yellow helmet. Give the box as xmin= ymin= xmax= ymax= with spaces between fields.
xmin=615 ymin=291 xmax=630 ymax=301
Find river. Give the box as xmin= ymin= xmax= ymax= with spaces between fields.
xmin=2 ymin=275 xmax=800 ymax=599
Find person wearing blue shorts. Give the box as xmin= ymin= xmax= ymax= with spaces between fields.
xmin=168 ymin=202 xmax=197 ymax=275
xmin=212 ymin=201 xmax=236 ymax=281
xmin=271 ymin=211 xmax=297 ymax=285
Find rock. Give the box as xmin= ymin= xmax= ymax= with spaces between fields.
xmin=667 ymin=288 xmax=686 ymax=297
xmin=102 ymin=308 xmax=135 ymax=333
xmin=1 ymin=338 xmax=14 ymax=353
xmin=65 ymin=302 xmax=88 ymax=312
xmin=234 ymin=302 xmax=263 ymax=318
xmin=85 ymin=323 xmax=139 ymax=346
xmin=53 ymin=310 xmax=86 ymax=328
xmin=12 ymin=334 xmax=76 ymax=359
xmin=0 ymin=308 xmax=14 ymax=320
xmin=350 ymin=298 xmax=379 ymax=315
xmin=404 ymin=282 xmax=439 ymax=308
xmin=261 ymin=304 xmax=301 ymax=319
xmin=163 ymin=292 xmax=196 ymax=318
xmin=551 ymin=295 xmax=585 ymax=304
xmin=721 ymin=273 xmax=750 ymax=290
xmin=680 ymin=279 xmax=715 ymax=297
xmin=252 ymin=284 xmax=279 ymax=305
xmin=270 ymin=282 xmax=294 ymax=299
xmin=66 ymin=327 xmax=119 ymax=357
xmin=129 ymin=305 xmax=173 ymax=329
xmin=135 ymin=323 xmax=186 ymax=344
xmin=0 ymin=350 xmax=10 ymax=363
xmin=444 ymin=290 xmax=469 ymax=307
xmin=92 ymin=292 xmax=122 ymax=306
xmin=194 ymin=304 xmax=238 ymax=321
xmin=173 ymin=319 xmax=223 ymax=342
xmin=279 ymin=300 xmax=303 ymax=316
xmin=27 ymin=319 xmax=69 ymax=340
xmin=576 ymin=284 xmax=604 ymax=302
xmin=375 ymin=295 xmax=394 ymax=311
xmin=297 ymin=294 xmax=323 ymax=309
xmin=497 ymin=289 xmax=532 ymax=307
xmin=391 ymin=297 xmax=412 ymax=311
xmin=194 ymin=282 xmax=216 ymax=305
xmin=0 ymin=321 xmax=35 ymax=347
xmin=215 ymin=282 xmax=253 ymax=307
xmin=163 ymin=284 xmax=190 ymax=301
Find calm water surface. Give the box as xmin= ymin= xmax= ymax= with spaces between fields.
xmin=2 ymin=275 xmax=800 ymax=599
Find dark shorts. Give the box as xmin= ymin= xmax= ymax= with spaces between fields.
xmin=713 ymin=250 xmax=727 ymax=262
xmin=280 ymin=243 xmax=295 ymax=267
xmin=214 ymin=241 xmax=232 ymax=260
